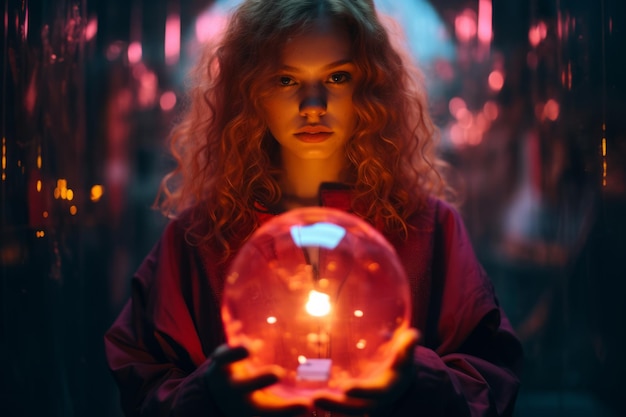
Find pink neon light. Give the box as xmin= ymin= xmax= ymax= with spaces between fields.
xmin=455 ymin=10 xmax=477 ymax=42
xmin=128 ymin=41 xmax=142 ymax=64
xmin=24 ymin=7 xmax=29 ymax=40
xmin=448 ymin=97 xmax=467 ymax=119
xmin=488 ymin=70 xmax=505 ymax=91
xmin=483 ymin=101 xmax=499 ymax=121
xmin=165 ymin=14 xmax=181 ymax=65
xmin=544 ymin=99 xmax=560 ymax=121
xmin=528 ymin=22 xmax=547 ymax=47
xmin=537 ymin=21 xmax=548 ymax=39
xmin=160 ymin=91 xmax=177 ymax=111
xmin=477 ymin=0 xmax=492 ymax=44
xmin=195 ymin=12 xmax=229 ymax=43
xmin=86 ymin=17 xmax=98 ymax=41
xmin=450 ymin=124 xmax=464 ymax=146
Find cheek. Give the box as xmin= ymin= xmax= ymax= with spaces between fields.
xmin=343 ymin=98 xmax=358 ymax=129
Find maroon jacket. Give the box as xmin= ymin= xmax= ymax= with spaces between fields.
xmin=105 ymin=189 xmax=522 ymax=416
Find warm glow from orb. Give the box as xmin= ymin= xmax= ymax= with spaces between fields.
xmin=221 ymin=207 xmax=412 ymax=400
xmin=367 ymin=262 xmax=380 ymax=272
xmin=305 ymin=290 xmax=331 ymax=317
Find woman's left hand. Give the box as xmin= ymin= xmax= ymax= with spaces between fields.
xmin=313 ymin=328 xmax=420 ymax=415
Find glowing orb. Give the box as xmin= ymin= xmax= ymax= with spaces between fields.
xmin=221 ymin=207 xmax=411 ymax=401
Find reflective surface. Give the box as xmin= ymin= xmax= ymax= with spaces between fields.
xmin=222 ymin=208 xmax=411 ymax=402
xmin=1 ymin=0 xmax=624 ymax=416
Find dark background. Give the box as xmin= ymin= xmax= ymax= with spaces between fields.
xmin=1 ymin=0 xmax=624 ymax=416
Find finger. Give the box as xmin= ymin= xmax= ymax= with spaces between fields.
xmin=231 ymin=370 xmax=281 ymax=392
xmin=344 ymin=384 xmax=388 ymax=399
xmin=251 ymin=390 xmax=311 ymax=417
xmin=391 ymin=328 xmax=419 ymax=368
xmin=211 ymin=344 xmax=249 ymax=366
xmin=343 ymin=368 xmax=398 ymax=399
xmin=256 ymin=404 xmax=310 ymax=417
xmin=343 ymin=328 xmax=420 ymax=399
xmin=313 ymin=394 xmax=375 ymax=415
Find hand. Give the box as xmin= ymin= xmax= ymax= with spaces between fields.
xmin=313 ymin=328 xmax=420 ymax=416
xmin=205 ymin=344 xmax=310 ymax=417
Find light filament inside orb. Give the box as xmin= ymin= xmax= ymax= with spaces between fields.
xmin=305 ymin=290 xmax=331 ymax=317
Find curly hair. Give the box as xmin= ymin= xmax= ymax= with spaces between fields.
xmin=157 ymin=0 xmax=449 ymax=256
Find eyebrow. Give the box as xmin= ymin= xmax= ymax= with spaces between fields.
xmin=280 ymin=58 xmax=355 ymax=72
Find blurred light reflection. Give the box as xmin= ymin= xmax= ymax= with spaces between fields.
xmin=165 ymin=13 xmax=181 ymax=66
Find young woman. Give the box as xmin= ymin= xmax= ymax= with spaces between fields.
xmin=105 ymin=1 xmax=522 ymax=416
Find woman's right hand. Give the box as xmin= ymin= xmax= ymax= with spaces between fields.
xmin=205 ymin=344 xmax=310 ymax=417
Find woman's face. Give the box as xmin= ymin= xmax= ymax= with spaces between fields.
xmin=261 ymin=17 xmax=360 ymax=164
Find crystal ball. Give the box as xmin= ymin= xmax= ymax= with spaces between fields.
xmin=221 ymin=207 xmax=411 ymax=401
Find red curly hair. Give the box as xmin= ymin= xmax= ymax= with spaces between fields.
xmin=157 ymin=0 xmax=449 ymax=256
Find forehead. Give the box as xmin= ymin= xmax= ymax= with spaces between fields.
xmin=280 ymin=17 xmax=353 ymax=67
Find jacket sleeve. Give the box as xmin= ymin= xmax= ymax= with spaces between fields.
xmin=393 ymin=201 xmax=523 ymax=416
xmin=104 ymin=220 xmax=225 ymax=417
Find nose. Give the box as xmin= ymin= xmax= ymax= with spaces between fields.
xmin=299 ymin=83 xmax=327 ymax=119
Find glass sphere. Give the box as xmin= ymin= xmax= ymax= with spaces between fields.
xmin=221 ymin=207 xmax=411 ymax=401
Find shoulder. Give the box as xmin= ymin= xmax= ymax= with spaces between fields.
xmin=406 ymin=197 xmax=465 ymax=233
xmin=133 ymin=207 xmax=209 ymax=284
xmin=132 ymin=217 xmax=188 ymax=285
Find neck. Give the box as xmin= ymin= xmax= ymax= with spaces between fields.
xmin=280 ymin=153 xmax=346 ymax=208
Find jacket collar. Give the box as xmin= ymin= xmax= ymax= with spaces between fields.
xmin=254 ymin=182 xmax=353 ymax=224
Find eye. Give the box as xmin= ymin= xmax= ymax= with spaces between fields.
xmin=278 ymin=76 xmax=296 ymax=86
xmin=328 ymin=72 xmax=351 ymax=84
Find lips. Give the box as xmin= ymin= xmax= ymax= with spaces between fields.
xmin=294 ymin=125 xmax=333 ymax=143
xmin=295 ymin=132 xmax=333 ymax=143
